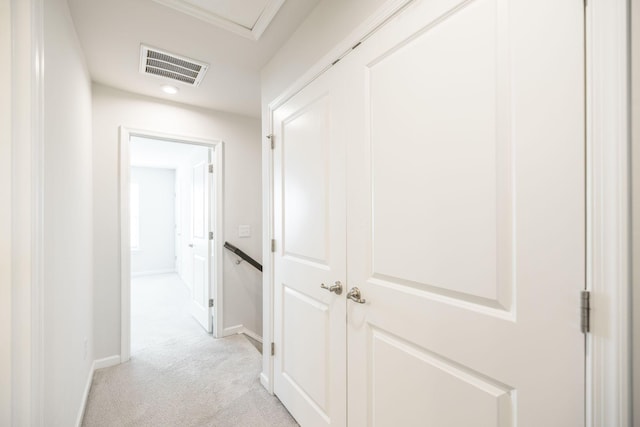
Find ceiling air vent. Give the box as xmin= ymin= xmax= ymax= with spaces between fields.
xmin=139 ymin=45 xmax=209 ymax=87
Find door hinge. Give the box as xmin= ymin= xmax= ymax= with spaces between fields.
xmin=266 ymin=134 xmax=274 ymax=149
xmin=271 ymin=239 xmax=276 ymax=252
xmin=209 ymin=231 xmax=214 ymax=240
xmin=208 ymin=164 xmax=214 ymax=173
xmin=271 ymin=342 xmax=275 ymax=356
xmin=581 ymin=290 xmax=590 ymax=333
xmin=209 ymin=298 xmax=214 ymax=308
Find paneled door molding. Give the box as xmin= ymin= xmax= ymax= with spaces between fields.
xmin=585 ymin=0 xmax=632 ymax=426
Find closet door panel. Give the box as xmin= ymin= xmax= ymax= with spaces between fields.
xmin=272 ymin=63 xmax=349 ymax=427
xmin=345 ymin=0 xmax=585 ymax=425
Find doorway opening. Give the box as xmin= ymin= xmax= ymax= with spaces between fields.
xmin=119 ymin=128 xmax=224 ymax=362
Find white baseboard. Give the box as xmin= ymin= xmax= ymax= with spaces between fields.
xmin=75 ymin=355 xmax=121 ymax=427
xmin=223 ymin=324 xmax=244 ymax=336
xmin=131 ymin=269 xmax=176 ymax=277
xmin=75 ymin=361 xmax=95 ymax=427
xmin=223 ymin=324 xmax=263 ymax=343
xmin=242 ymin=328 xmax=263 ymax=343
xmin=94 ymin=355 xmax=121 ymax=370
xmin=260 ymin=372 xmax=271 ymax=394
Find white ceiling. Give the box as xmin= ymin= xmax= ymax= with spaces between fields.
xmin=67 ymin=0 xmax=320 ymax=117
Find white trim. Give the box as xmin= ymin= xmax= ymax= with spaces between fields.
xmin=261 ymin=0 xmax=416 ymax=398
xmin=75 ymin=361 xmax=94 ymax=427
xmin=150 ymin=0 xmax=285 ymax=40
xmin=10 ymin=0 xmax=45 ymax=423
xmin=241 ymin=327 xmax=263 ymax=344
xmin=213 ymin=142 xmax=225 ymax=338
xmin=0 ymin=0 xmax=11 ymax=422
xmin=130 ymin=269 xmax=176 ymax=277
xmin=119 ymin=127 xmax=225 ymax=363
xmin=586 ymin=0 xmax=632 ymax=426
xmin=222 ymin=324 xmax=244 ymax=337
xmin=223 ymin=324 xmax=263 ymax=343
xmin=260 ymin=372 xmax=270 ymax=392
xmin=31 ymin=0 xmax=44 ymax=422
xmin=119 ymin=127 xmax=131 ymax=363
xmin=261 ymin=128 xmax=274 ymax=395
xmin=75 ymin=355 xmax=121 ymax=427
xmin=93 ymin=355 xmax=121 ymax=370
xmin=250 ymin=0 xmax=286 ymax=41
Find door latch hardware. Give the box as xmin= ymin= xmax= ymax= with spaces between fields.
xmin=209 ymin=299 xmax=214 ymax=308
xmin=346 ymin=287 xmax=366 ymax=304
xmin=320 ymin=281 xmax=343 ymax=295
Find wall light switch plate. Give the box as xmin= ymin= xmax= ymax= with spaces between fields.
xmin=238 ymin=225 xmax=251 ymax=238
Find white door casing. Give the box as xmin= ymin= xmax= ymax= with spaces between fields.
xmin=191 ymin=150 xmax=213 ymax=333
xmin=344 ymin=0 xmax=585 ymax=425
xmin=120 ymin=129 xmax=224 ymax=362
xmin=272 ymin=62 xmax=349 ymax=427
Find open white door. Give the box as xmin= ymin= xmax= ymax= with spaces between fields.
xmin=190 ymin=149 xmax=213 ymax=333
xmin=344 ymin=0 xmax=585 ymax=425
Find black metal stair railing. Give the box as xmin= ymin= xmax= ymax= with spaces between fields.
xmin=223 ymin=242 xmax=263 ymax=272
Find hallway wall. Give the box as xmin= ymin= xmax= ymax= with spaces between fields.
xmin=92 ymin=85 xmax=263 ymax=360
xmin=130 ymin=167 xmax=176 ymax=275
xmin=43 ymin=0 xmax=94 ymax=424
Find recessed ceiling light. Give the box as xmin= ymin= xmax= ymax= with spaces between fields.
xmin=161 ymin=85 xmax=178 ymax=94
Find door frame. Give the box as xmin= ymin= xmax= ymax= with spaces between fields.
xmin=585 ymin=1 xmax=632 ymax=425
xmin=261 ymin=0 xmax=632 ymax=425
xmin=119 ymin=127 xmax=225 ymax=362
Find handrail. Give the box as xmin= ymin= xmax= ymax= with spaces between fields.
xmin=223 ymin=242 xmax=263 ymax=272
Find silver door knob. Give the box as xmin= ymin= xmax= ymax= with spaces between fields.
xmin=346 ymin=287 xmax=366 ymax=304
xmin=188 ymin=243 xmax=194 ymax=248
xmin=320 ymin=281 xmax=343 ymax=295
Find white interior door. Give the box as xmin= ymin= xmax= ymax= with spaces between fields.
xmin=344 ymin=0 xmax=585 ymax=425
xmin=272 ymin=63 xmax=349 ymax=427
xmin=191 ymin=150 xmax=212 ymax=333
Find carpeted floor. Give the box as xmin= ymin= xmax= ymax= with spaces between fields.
xmin=82 ymin=274 xmax=297 ymax=427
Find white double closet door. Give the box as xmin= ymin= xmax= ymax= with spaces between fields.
xmin=272 ymin=0 xmax=585 ymax=426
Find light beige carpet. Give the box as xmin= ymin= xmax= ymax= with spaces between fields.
xmin=82 ymin=274 xmax=297 ymax=426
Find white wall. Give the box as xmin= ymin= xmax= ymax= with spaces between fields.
xmin=260 ymin=0 xmax=387 ymax=108
xmin=93 ymin=84 xmax=263 ymax=360
xmin=0 ymin=0 xmax=11 ymax=422
xmin=130 ymin=167 xmax=176 ymax=275
xmin=43 ymin=0 xmax=94 ymax=424
xmin=259 ymin=0 xmax=387 ymax=389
